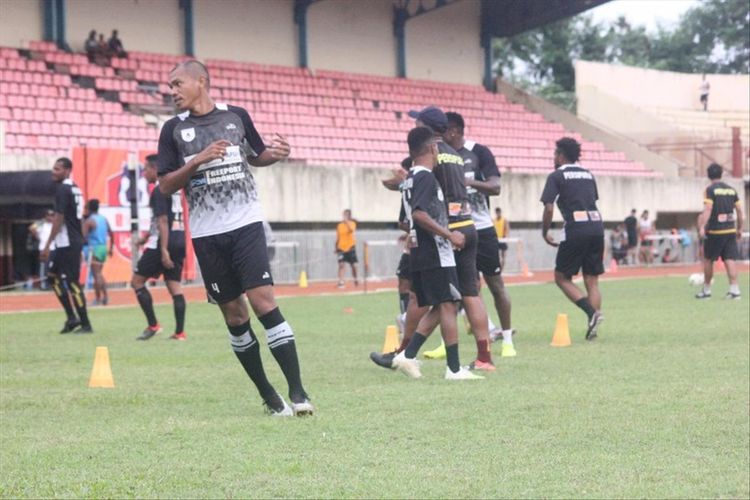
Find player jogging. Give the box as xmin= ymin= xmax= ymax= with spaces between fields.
xmin=157 ymin=60 xmax=313 ymax=416
xmin=82 ymin=199 xmax=113 ymax=305
xmin=41 ymin=157 xmax=93 ymax=334
xmin=131 ymin=155 xmax=188 ymax=341
xmin=391 ymin=127 xmax=482 ymax=380
xmin=541 ymin=137 xmax=604 ymax=340
xmin=695 ymin=163 xmax=743 ymax=299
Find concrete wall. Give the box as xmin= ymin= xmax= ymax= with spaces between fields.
xmin=0 ymin=0 xmax=43 ymax=48
xmin=66 ymin=0 xmax=183 ymax=54
xmin=575 ymin=60 xmax=750 ymax=112
xmin=194 ymin=0 xmax=296 ymax=67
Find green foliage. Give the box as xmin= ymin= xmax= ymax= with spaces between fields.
xmin=1 ymin=275 xmax=749 ymax=498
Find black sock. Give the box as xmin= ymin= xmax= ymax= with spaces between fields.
xmin=51 ymin=277 xmax=76 ymax=321
xmin=68 ymin=281 xmax=90 ymax=326
xmin=575 ymin=297 xmax=595 ymax=320
xmin=399 ymin=293 xmax=410 ymax=314
xmin=446 ymin=343 xmax=460 ymax=373
xmin=135 ymin=287 xmax=158 ymax=327
xmin=172 ymin=294 xmax=186 ymax=333
xmin=404 ymin=332 xmax=428 ymax=359
xmin=258 ymin=308 xmax=307 ymax=403
xmin=228 ymin=321 xmax=277 ymax=404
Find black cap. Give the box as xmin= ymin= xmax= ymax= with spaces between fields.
xmin=407 ymin=106 xmax=447 ymax=132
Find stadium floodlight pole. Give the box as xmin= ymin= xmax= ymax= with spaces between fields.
xmin=127 ymin=151 xmax=140 ymax=271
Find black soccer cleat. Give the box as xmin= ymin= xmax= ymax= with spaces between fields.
xmin=695 ymin=291 xmax=712 ymax=299
xmin=369 ymin=351 xmax=397 ymax=370
xmin=59 ymin=319 xmax=81 ymax=334
xmin=725 ymin=292 xmax=741 ymax=300
xmin=75 ymin=324 xmax=94 ymax=334
xmin=586 ymin=311 xmax=603 ymax=341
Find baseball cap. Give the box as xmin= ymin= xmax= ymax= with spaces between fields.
xmin=407 ymin=106 xmax=448 ymax=132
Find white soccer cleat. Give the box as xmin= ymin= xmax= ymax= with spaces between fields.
xmin=445 ymin=366 xmax=484 ymax=380
xmin=392 ymin=351 xmax=422 ymax=379
xmin=264 ymin=394 xmax=293 ymax=417
xmin=291 ymin=399 xmax=315 ymax=417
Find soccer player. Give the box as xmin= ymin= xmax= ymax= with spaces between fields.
xmin=335 ymin=209 xmax=359 ymax=288
xmin=131 ymin=155 xmax=188 ymax=341
xmin=541 ymin=138 xmax=604 ymax=340
xmin=157 ymin=60 xmax=312 ymax=416
xmin=494 ymin=207 xmax=510 ymax=267
xmin=444 ymin=112 xmax=516 ymax=357
xmin=695 ymin=163 xmax=743 ymax=299
xmin=40 ymin=157 xmax=93 ymax=334
xmin=82 ymin=199 xmax=113 ymax=305
xmin=391 ymin=127 xmax=482 ymax=380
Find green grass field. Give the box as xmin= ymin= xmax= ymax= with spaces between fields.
xmin=1 ymin=274 xmax=749 ymax=499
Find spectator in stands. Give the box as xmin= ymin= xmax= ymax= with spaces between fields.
xmin=95 ymin=33 xmax=110 ymax=66
xmin=84 ymin=30 xmax=99 ymax=62
xmin=638 ymin=209 xmax=655 ymax=265
xmin=108 ymin=30 xmax=126 ymax=58
xmin=493 ymin=207 xmax=509 ymax=266
xmin=624 ymin=208 xmax=638 ymax=264
xmin=28 ymin=210 xmax=55 ymax=289
xmin=699 ymin=74 xmax=710 ymax=111
xmin=610 ymin=223 xmax=628 ymax=264
xmin=335 ymin=209 xmax=359 ymax=288
xmin=82 ymin=199 xmax=113 ymax=306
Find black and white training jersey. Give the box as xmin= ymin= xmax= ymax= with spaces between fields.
xmin=434 ymin=141 xmax=472 ymax=224
xmin=540 ymin=163 xmax=604 ymax=239
xmin=704 ymin=182 xmax=740 ymax=235
xmin=458 ymin=140 xmax=500 ymax=230
xmin=53 ymin=178 xmax=84 ymax=248
xmin=402 ymin=166 xmax=456 ymax=271
xmin=145 ymin=182 xmax=185 ymax=250
xmin=157 ymin=103 xmax=267 ymax=239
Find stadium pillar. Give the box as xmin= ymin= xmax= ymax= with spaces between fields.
xmin=394 ymin=6 xmax=407 ymax=78
xmin=731 ymin=127 xmax=742 ymax=178
xmin=482 ymin=32 xmax=493 ymax=91
xmin=294 ymin=0 xmax=312 ymax=68
xmin=54 ymin=0 xmax=66 ymax=50
xmin=43 ymin=0 xmax=55 ymax=42
xmin=180 ymin=0 xmax=195 ymax=57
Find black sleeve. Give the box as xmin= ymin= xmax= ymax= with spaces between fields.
xmin=54 ymin=184 xmax=69 ymax=214
xmin=151 ymin=188 xmax=169 ymax=218
xmin=157 ymin=118 xmax=180 ymax=176
xmin=398 ymin=201 xmax=407 ymax=224
xmin=474 ymin=144 xmax=500 ymax=179
xmin=410 ymin=172 xmax=434 ymax=213
xmin=228 ymin=105 xmax=266 ymax=158
xmin=593 ymin=176 xmax=599 ymax=202
xmin=540 ymin=172 xmax=560 ymax=204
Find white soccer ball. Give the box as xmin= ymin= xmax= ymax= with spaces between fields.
xmin=688 ymin=273 xmax=704 ymax=287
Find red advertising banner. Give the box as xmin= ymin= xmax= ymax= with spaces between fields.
xmin=71 ymin=147 xmax=195 ymax=284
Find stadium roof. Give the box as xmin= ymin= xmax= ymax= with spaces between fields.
xmin=481 ymin=0 xmax=612 ymax=39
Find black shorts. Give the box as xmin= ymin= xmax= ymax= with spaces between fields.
xmin=411 ymin=267 xmax=462 ymax=307
xmin=498 ymin=242 xmax=508 ymax=252
xmin=627 ymin=234 xmax=637 ymax=248
xmin=337 ymin=249 xmax=358 ymax=264
xmin=48 ymin=244 xmax=82 ymax=283
xmin=193 ymin=222 xmax=273 ymax=304
xmin=556 ymin=233 xmax=605 ymax=278
xmin=134 ymin=245 xmax=185 ymax=282
xmin=476 ymin=227 xmax=502 ymax=276
xmin=396 ymin=252 xmax=411 ymax=280
xmin=453 ymin=224 xmax=479 ymax=296
xmin=704 ymin=233 xmax=738 ymax=261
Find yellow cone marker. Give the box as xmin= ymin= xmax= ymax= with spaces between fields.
xmin=88 ymin=346 xmax=115 ymax=388
xmin=298 ymin=270 xmax=308 ymax=288
xmin=382 ymin=325 xmax=400 ymax=354
xmin=550 ymin=313 xmax=571 ymax=347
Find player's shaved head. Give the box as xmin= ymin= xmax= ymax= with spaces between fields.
xmin=171 ymin=60 xmax=210 ymax=88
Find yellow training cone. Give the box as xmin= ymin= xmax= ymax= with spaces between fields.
xmin=382 ymin=325 xmax=400 ymax=354
xmin=88 ymin=346 xmax=115 ymax=388
xmin=298 ymin=270 xmax=308 ymax=288
xmin=550 ymin=314 xmax=571 ymax=347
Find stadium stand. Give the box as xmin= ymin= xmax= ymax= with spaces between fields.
xmin=0 ymin=43 xmax=657 ymax=177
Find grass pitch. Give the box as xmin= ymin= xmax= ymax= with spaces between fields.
xmin=1 ymin=274 xmax=748 ymax=498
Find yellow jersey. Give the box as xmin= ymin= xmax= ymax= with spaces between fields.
xmin=336 ymin=220 xmax=357 ymax=252
xmin=494 ymin=217 xmax=507 ymax=238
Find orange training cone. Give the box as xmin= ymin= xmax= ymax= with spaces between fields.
xmin=88 ymin=346 xmax=115 ymax=388
xmin=609 ymin=258 xmax=618 ymax=273
xmin=716 ymin=258 xmax=725 ymax=271
xmin=521 ymin=262 xmax=533 ymax=277
xmin=382 ymin=325 xmax=400 ymax=353
xmin=298 ymin=270 xmax=308 ymax=288
xmin=550 ymin=314 xmax=571 ymax=347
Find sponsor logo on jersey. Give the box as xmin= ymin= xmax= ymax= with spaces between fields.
xmin=262 ymin=271 xmax=270 ymax=279
xmin=226 ymin=123 xmax=237 ymax=130
xmin=180 ymin=128 xmax=196 ymax=142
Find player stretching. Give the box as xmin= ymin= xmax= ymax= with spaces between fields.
xmin=696 ymin=163 xmax=743 ymax=299
xmin=41 ymin=158 xmax=93 ymax=334
xmin=132 ymin=155 xmax=188 ymax=341
xmin=541 ymin=138 xmax=604 ymax=340
xmin=392 ymin=127 xmax=483 ymax=380
xmin=158 ymin=60 xmax=313 ymax=416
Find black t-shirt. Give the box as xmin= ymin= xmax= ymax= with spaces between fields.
xmin=540 ymin=164 xmax=604 ymax=238
xmin=53 ymin=179 xmax=84 ymax=248
xmin=145 ymin=182 xmax=185 ymax=250
xmin=402 ymin=166 xmax=456 ymax=271
xmin=704 ymin=182 xmax=740 ymax=234
xmin=624 ymin=215 xmax=637 ymax=239
xmin=459 ymin=140 xmax=500 ymax=230
xmin=434 ymin=141 xmax=471 ymax=224
xmin=157 ymin=103 xmax=267 ymax=239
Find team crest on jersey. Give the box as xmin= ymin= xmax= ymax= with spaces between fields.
xmin=181 ymin=128 xmax=196 ymax=142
